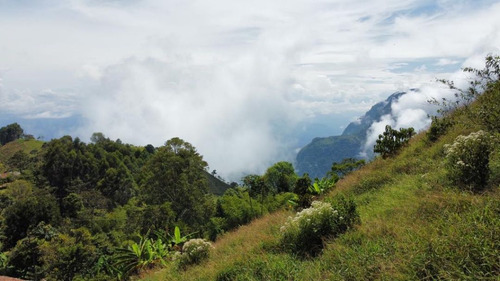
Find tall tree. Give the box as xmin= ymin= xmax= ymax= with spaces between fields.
xmin=141 ymin=137 xmax=210 ymax=227
xmin=263 ymin=161 xmax=297 ymax=193
xmin=0 ymin=123 xmax=24 ymax=145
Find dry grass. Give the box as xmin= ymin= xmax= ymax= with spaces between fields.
xmin=141 ymin=210 xmax=291 ymax=281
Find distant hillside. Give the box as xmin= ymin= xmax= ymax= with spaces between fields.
xmin=0 ymin=139 xmax=44 ymax=164
xmin=205 ymin=171 xmax=231 ymax=195
xmin=296 ymin=90 xmax=412 ymax=178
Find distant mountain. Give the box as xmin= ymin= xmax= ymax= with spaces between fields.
xmin=296 ymin=90 xmax=413 ymax=178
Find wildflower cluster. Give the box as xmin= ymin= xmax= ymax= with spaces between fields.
xmin=280 ymin=201 xmax=344 ymax=256
xmin=444 ymin=130 xmax=494 ymax=191
xmin=175 ymin=238 xmax=213 ymax=268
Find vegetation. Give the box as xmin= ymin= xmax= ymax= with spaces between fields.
xmin=373 ymin=125 xmax=415 ymax=158
xmin=139 ymin=55 xmax=500 ymax=281
xmin=445 ymin=130 xmax=496 ymax=191
xmin=174 ymin=238 xmax=213 ymax=268
xmin=0 ymin=123 xmax=24 ymax=146
xmin=279 ymin=197 xmax=359 ymax=257
xmin=1 ymin=55 xmax=499 ymax=280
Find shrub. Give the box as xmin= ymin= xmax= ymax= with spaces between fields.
xmin=475 ymin=80 xmax=500 ymax=133
xmin=444 ymin=130 xmax=494 ymax=191
xmin=0 ymin=252 xmax=7 ymax=274
xmin=427 ymin=116 xmax=454 ymax=142
xmin=175 ymin=238 xmax=213 ymax=268
xmin=279 ymin=198 xmax=358 ymax=257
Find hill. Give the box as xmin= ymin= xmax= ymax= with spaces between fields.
xmin=205 ymin=171 xmax=232 ymax=196
xmin=0 ymin=139 xmax=44 ymax=165
xmin=296 ymin=90 xmax=413 ymax=178
xmin=141 ymin=78 xmax=500 ymax=279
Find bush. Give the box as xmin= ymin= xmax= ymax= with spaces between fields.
xmin=444 ymin=130 xmax=495 ymax=191
xmin=175 ymin=238 xmax=213 ymax=268
xmin=475 ymin=80 xmax=500 ymax=133
xmin=427 ymin=116 xmax=454 ymax=142
xmin=279 ymin=198 xmax=358 ymax=257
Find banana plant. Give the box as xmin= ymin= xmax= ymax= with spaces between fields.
xmin=113 ymin=235 xmax=169 ymax=279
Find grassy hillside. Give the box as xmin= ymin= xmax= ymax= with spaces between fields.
xmin=0 ymin=139 xmax=44 ymax=165
xmin=141 ymin=84 xmax=500 ymax=280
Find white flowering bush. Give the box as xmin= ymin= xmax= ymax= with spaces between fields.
xmin=175 ymin=238 xmax=213 ymax=268
xmin=280 ymin=197 xmax=358 ymax=256
xmin=444 ymin=130 xmax=494 ymax=191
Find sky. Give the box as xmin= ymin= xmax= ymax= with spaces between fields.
xmin=0 ymin=0 xmax=499 ymax=180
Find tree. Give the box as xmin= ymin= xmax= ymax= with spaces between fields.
xmin=294 ymin=173 xmax=312 ymax=208
xmin=374 ymin=125 xmax=415 ymax=159
xmin=263 ymin=161 xmax=297 ymax=193
xmin=97 ymin=163 xmax=137 ymax=206
xmin=41 ymin=136 xmax=99 ymax=202
xmin=329 ymin=158 xmax=365 ymax=178
xmin=140 ymin=137 xmax=210 ymax=227
xmin=7 ymin=151 xmax=31 ymax=171
xmin=0 ymin=123 xmax=24 ymax=145
xmin=2 ymin=192 xmax=61 ymax=249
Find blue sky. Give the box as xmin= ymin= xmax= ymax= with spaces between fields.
xmin=0 ymin=0 xmax=499 ymax=178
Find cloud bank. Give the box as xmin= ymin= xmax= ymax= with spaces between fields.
xmin=0 ymin=0 xmax=499 ymax=179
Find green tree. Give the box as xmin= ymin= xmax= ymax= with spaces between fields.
xmin=263 ymin=161 xmax=297 ymax=193
xmin=39 ymin=227 xmax=99 ymax=281
xmin=41 ymin=136 xmax=99 ymax=202
xmin=329 ymin=158 xmax=365 ymax=178
xmin=242 ymin=174 xmax=267 ymax=215
xmin=374 ymin=125 xmax=415 ymax=159
xmin=141 ymin=137 xmax=210 ymax=227
xmin=294 ymin=173 xmax=313 ymax=208
xmin=7 ymin=151 xmax=31 ymax=171
xmin=2 ymin=192 xmax=61 ymax=249
xmin=97 ymin=163 xmax=137 ymax=206
xmin=0 ymin=123 xmax=24 ymax=145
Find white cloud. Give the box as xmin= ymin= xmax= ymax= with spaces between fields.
xmin=0 ymin=0 xmax=499 ymax=179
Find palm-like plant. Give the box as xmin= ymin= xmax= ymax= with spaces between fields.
xmin=113 ymin=235 xmax=169 ymax=279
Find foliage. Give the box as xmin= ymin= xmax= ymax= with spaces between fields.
xmin=1 ymin=191 xmax=61 ymax=249
xmin=294 ymin=173 xmax=313 ymax=208
xmin=7 ymin=150 xmax=31 ymax=171
xmin=444 ymin=130 xmax=495 ymax=191
xmin=0 ymin=251 xmax=7 ymax=274
xmin=5 ymin=236 xmax=45 ymax=279
xmin=279 ymin=199 xmax=358 ymax=257
xmin=426 ymin=115 xmax=454 ymax=142
xmin=175 ymin=238 xmax=213 ymax=268
xmin=243 ymin=174 xmax=269 ymax=199
xmin=475 ymin=79 xmax=500 ymax=132
xmin=263 ymin=161 xmax=297 ymax=193
xmin=329 ymin=158 xmax=365 ymax=178
xmin=309 ymin=177 xmax=336 ymax=196
xmin=218 ymin=187 xmax=261 ymax=229
xmin=114 ymin=236 xmax=170 ymax=279
xmin=0 ymin=123 xmax=24 ymax=145
xmin=374 ymin=125 xmax=415 ymax=158
xmin=140 ymin=137 xmax=211 ymax=227
xmin=430 ymin=55 xmax=499 ymax=118
xmin=39 ymin=227 xmax=99 ymax=281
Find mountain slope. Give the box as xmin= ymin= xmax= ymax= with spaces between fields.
xmin=0 ymin=139 xmax=44 ymax=164
xmin=141 ymin=84 xmax=500 ymax=280
xmin=296 ymin=90 xmax=413 ymax=178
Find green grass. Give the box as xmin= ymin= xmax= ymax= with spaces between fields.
xmin=0 ymin=139 xmax=44 ymax=164
xmin=140 ymin=115 xmax=500 ymax=281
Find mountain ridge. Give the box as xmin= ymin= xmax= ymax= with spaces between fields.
xmin=296 ymin=90 xmax=416 ymax=178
